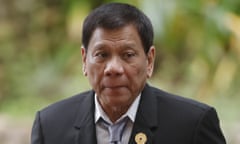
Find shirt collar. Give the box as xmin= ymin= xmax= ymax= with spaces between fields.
xmin=94 ymin=93 xmax=141 ymax=124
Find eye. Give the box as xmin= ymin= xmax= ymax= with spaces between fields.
xmin=123 ymin=51 xmax=136 ymax=59
xmin=94 ymin=51 xmax=109 ymax=60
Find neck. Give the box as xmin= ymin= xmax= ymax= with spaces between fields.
xmin=103 ymin=105 xmax=129 ymax=123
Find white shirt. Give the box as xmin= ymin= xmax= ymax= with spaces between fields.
xmin=95 ymin=94 xmax=141 ymax=144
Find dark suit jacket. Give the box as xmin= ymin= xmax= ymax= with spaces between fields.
xmin=31 ymin=84 xmax=226 ymax=144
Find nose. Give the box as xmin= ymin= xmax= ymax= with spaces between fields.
xmin=104 ymin=57 xmax=124 ymax=77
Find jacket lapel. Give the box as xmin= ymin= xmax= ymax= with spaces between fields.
xmin=129 ymin=84 xmax=158 ymax=144
xmin=73 ymin=90 xmax=97 ymax=144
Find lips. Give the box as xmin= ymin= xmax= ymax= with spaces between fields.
xmin=102 ymin=82 xmax=127 ymax=89
xmin=102 ymin=79 xmax=127 ymax=89
xmin=104 ymin=85 xmax=126 ymax=89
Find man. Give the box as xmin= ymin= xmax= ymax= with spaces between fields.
xmin=31 ymin=3 xmax=226 ymax=144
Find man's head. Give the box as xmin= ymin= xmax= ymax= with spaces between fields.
xmin=82 ymin=3 xmax=154 ymax=54
xmin=81 ymin=3 xmax=155 ymax=121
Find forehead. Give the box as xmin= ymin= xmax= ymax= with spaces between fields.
xmin=88 ymin=25 xmax=143 ymax=49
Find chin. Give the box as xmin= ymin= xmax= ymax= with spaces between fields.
xmin=107 ymin=96 xmax=132 ymax=106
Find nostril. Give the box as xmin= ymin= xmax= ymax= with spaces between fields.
xmin=104 ymin=62 xmax=124 ymax=76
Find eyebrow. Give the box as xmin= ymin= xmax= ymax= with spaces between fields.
xmin=120 ymin=42 xmax=137 ymax=48
xmin=92 ymin=41 xmax=138 ymax=51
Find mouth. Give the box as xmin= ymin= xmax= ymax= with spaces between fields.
xmin=105 ymin=85 xmax=125 ymax=89
xmin=103 ymin=84 xmax=127 ymax=90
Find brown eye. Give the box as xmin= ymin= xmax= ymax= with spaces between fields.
xmin=95 ymin=52 xmax=108 ymax=58
xmin=123 ymin=52 xmax=136 ymax=59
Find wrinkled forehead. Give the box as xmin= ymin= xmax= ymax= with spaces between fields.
xmin=88 ymin=25 xmax=144 ymax=50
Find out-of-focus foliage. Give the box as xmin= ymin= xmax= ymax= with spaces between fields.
xmin=141 ymin=0 xmax=240 ymax=108
xmin=0 ymin=0 xmax=87 ymax=114
xmin=0 ymin=0 xmax=239 ymax=143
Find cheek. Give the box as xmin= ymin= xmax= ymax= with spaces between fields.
xmin=86 ymin=64 xmax=103 ymax=85
xmin=130 ymin=61 xmax=148 ymax=76
xmin=127 ymin=63 xmax=148 ymax=84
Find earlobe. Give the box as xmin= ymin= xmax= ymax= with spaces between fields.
xmin=83 ymin=69 xmax=87 ymax=76
xmin=82 ymin=64 xmax=87 ymax=76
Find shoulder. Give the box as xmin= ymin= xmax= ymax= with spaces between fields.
xmin=144 ymin=85 xmax=222 ymax=133
xmin=39 ymin=90 xmax=94 ymax=120
xmin=145 ymin=85 xmax=212 ymax=115
xmin=140 ymin=86 xmax=226 ymax=143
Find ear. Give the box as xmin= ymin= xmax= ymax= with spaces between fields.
xmin=146 ymin=46 xmax=155 ymax=78
xmin=81 ymin=47 xmax=87 ymax=76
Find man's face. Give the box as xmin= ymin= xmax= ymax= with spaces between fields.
xmin=82 ymin=25 xmax=155 ymax=109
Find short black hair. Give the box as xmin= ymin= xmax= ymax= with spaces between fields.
xmin=82 ymin=3 xmax=154 ymax=53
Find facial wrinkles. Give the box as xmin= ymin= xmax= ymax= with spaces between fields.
xmin=89 ymin=26 xmax=142 ymax=53
xmin=103 ymin=42 xmax=147 ymax=81
xmin=102 ymin=27 xmax=136 ymax=44
xmin=86 ymin=26 xmax=149 ymax=94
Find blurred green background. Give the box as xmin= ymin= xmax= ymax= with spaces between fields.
xmin=0 ymin=0 xmax=239 ymax=143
